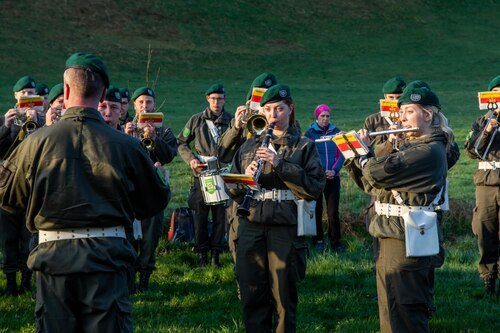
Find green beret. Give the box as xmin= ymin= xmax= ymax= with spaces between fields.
xmin=403 ymin=80 xmax=431 ymax=92
xmin=48 ymin=83 xmax=64 ymax=104
xmin=205 ymin=83 xmax=225 ymax=96
xmin=13 ymin=75 xmax=36 ymax=92
xmin=382 ymin=76 xmax=406 ymax=94
xmin=398 ymin=87 xmax=440 ymax=108
xmin=36 ymin=83 xmax=49 ymax=96
xmin=131 ymin=86 xmax=155 ymax=102
xmin=487 ymin=76 xmax=500 ymax=91
xmin=246 ymin=72 xmax=278 ymax=101
xmin=105 ymin=86 xmax=122 ymax=103
xmin=65 ymin=52 xmax=110 ymax=88
xmin=260 ymin=84 xmax=291 ymax=106
xmin=119 ymin=87 xmax=130 ymax=101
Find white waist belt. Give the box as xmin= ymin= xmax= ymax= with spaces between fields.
xmin=254 ymin=189 xmax=295 ymax=202
xmin=39 ymin=226 xmax=126 ymax=244
xmin=478 ymin=161 xmax=500 ymax=170
xmin=374 ymin=201 xmax=435 ymax=218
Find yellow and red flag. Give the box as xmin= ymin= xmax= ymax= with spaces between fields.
xmin=138 ymin=112 xmax=164 ymax=128
xmin=478 ymin=91 xmax=500 ymax=110
xmin=17 ymin=95 xmax=43 ymax=112
xmin=249 ymin=87 xmax=267 ymax=111
xmin=333 ymin=131 xmax=370 ymax=159
xmin=379 ymin=99 xmax=400 ymax=119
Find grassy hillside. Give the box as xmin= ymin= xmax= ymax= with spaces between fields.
xmin=1 ymin=2 xmax=500 ymax=331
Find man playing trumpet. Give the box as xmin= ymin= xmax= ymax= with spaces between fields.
xmin=465 ymin=75 xmax=500 ymax=295
xmin=124 ymin=86 xmax=177 ymax=292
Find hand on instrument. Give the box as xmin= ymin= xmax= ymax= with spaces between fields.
xmin=4 ymin=109 xmax=17 ymax=128
xmin=245 ymin=160 xmax=259 ymax=176
xmin=387 ymin=124 xmax=403 ymax=143
xmin=255 ymin=146 xmax=280 ymax=167
xmin=486 ymin=117 xmax=498 ymax=133
xmin=143 ymin=123 xmax=157 ymax=140
xmin=190 ymin=159 xmax=204 ymax=174
xmin=124 ymin=121 xmax=135 ymax=135
xmin=357 ymin=128 xmax=371 ymax=146
xmin=234 ymin=105 xmax=246 ymax=130
xmin=45 ymin=107 xmax=60 ymax=126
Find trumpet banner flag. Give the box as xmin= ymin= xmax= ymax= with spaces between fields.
xmin=332 ymin=131 xmax=370 ymax=159
xmin=249 ymin=87 xmax=267 ymax=111
xmin=379 ymin=99 xmax=400 ymax=119
xmin=478 ymin=91 xmax=500 ymax=110
xmin=138 ymin=112 xmax=164 ymax=128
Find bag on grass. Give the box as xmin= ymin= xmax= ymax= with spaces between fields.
xmin=167 ymin=207 xmax=195 ymax=244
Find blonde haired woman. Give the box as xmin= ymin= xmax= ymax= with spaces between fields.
xmin=345 ymin=87 xmax=456 ymax=333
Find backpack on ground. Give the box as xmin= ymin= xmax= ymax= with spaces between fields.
xmin=167 ymin=207 xmax=195 ymax=244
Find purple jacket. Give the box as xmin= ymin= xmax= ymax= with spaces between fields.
xmin=304 ymin=122 xmax=345 ymax=175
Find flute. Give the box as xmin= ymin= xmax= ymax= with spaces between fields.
xmin=315 ymin=127 xmax=419 ymax=142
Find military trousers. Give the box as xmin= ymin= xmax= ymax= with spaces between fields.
xmin=0 ymin=208 xmax=31 ymax=273
xmin=312 ymin=176 xmax=341 ymax=245
xmin=188 ymin=178 xmax=226 ymax=253
xmin=472 ymin=185 xmax=500 ymax=280
xmin=376 ymin=238 xmax=433 ymax=333
xmin=235 ymin=218 xmax=307 ymax=333
xmin=134 ymin=212 xmax=163 ymax=273
xmin=35 ymin=270 xmax=132 ymax=333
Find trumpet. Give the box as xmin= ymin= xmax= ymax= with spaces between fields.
xmin=241 ymin=104 xmax=269 ymax=136
xmin=132 ymin=116 xmax=157 ymax=150
xmin=14 ymin=110 xmax=40 ymax=136
xmin=474 ymin=109 xmax=499 ymax=160
xmin=315 ymin=127 xmax=420 ymax=142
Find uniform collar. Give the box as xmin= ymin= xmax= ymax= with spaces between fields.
xmin=61 ymin=106 xmax=104 ymax=122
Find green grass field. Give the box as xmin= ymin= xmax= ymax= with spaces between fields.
xmin=1 ymin=0 xmax=499 ymax=332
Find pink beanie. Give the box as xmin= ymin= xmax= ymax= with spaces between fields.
xmin=314 ymin=104 xmax=331 ymax=119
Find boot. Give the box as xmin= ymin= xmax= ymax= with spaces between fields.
xmin=211 ymin=250 xmax=221 ymax=268
xmin=18 ymin=270 xmax=33 ymax=295
xmin=199 ymin=252 xmax=208 ymax=267
xmin=137 ymin=272 xmax=151 ymax=293
xmin=484 ymin=276 xmax=496 ymax=295
xmin=1 ymin=272 xmax=18 ymax=297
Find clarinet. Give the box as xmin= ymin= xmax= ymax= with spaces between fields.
xmin=237 ymin=122 xmax=275 ymax=217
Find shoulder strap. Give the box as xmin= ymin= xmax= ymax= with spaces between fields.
xmin=391 ymin=183 xmax=446 ymax=208
xmin=205 ymin=119 xmax=219 ymax=144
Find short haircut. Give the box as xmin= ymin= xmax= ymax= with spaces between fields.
xmin=63 ymin=68 xmax=105 ymax=100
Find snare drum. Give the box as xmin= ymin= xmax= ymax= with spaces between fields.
xmin=199 ymin=172 xmax=229 ymax=205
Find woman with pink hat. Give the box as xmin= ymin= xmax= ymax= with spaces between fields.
xmin=305 ymin=104 xmax=345 ymax=253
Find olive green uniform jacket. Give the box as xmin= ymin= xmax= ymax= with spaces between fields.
xmin=177 ymin=107 xmax=233 ymax=170
xmin=345 ymin=131 xmax=449 ymax=240
xmin=464 ymin=110 xmax=500 ymax=186
xmin=0 ymin=107 xmax=170 ymax=274
xmin=230 ymin=125 xmax=325 ymax=224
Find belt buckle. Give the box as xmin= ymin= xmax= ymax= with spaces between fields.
xmin=272 ymin=189 xmax=281 ymax=202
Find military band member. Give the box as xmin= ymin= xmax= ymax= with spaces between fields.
xmin=124 ymin=86 xmax=177 ymax=292
xmin=177 ymin=83 xmax=233 ymax=267
xmin=345 ymin=86 xmax=455 ymax=333
xmin=0 ymin=75 xmax=40 ymax=297
xmin=230 ymin=84 xmax=325 ymax=333
xmin=218 ymin=72 xmax=278 ymax=274
xmin=45 ymin=83 xmax=64 ymax=127
xmin=464 ymin=75 xmax=500 ymax=295
xmin=98 ymin=87 xmax=123 ymax=130
xmin=0 ymin=52 xmax=170 ymax=332
xmin=119 ymin=87 xmax=133 ymax=127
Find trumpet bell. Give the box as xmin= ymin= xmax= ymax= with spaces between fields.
xmin=246 ymin=114 xmax=268 ymax=135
